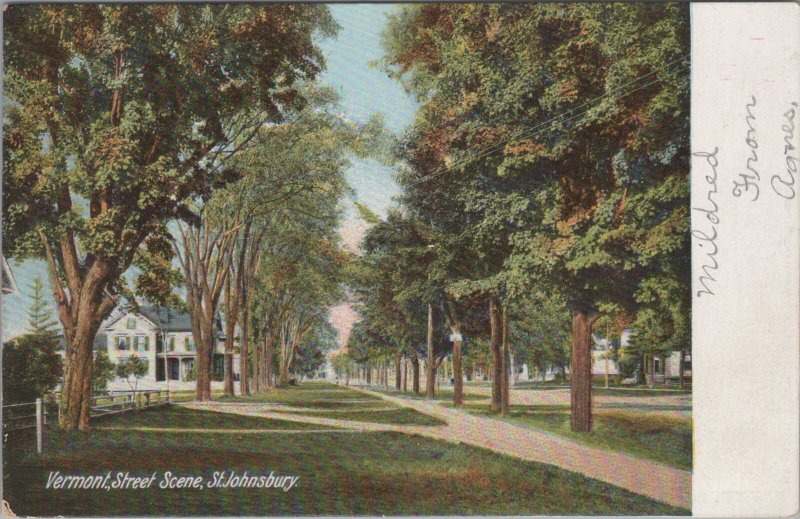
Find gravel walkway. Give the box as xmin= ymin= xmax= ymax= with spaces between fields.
xmin=181 ymin=388 xmax=691 ymax=510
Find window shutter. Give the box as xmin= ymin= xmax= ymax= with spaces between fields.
xmin=144 ymin=337 xmax=150 ymax=351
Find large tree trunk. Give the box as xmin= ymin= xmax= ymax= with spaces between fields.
xmin=223 ymin=332 xmax=236 ymax=396
xmin=195 ymin=340 xmax=213 ymax=401
xmin=48 ymin=248 xmax=118 ymax=430
xmin=570 ymin=310 xmax=600 ymax=432
xmin=402 ymin=356 xmax=408 ymax=392
xmin=412 ymin=355 xmax=420 ymax=394
xmin=425 ymin=303 xmax=436 ymax=399
xmin=224 ymin=349 xmax=235 ymax=395
xmin=241 ymin=332 xmax=250 ymax=396
xmin=253 ymin=333 xmax=261 ymax=394
xmin=489 ymin=297 xmax=503 ymax=412
xmin=451 ymin=324 xmax=464 ymax=407
xmin=59 ymin=316 xmax=103 ymax=430
xmin=264 ymin=333 xmax=274 ymax=389
xmin=679 ymin=350 xmax=686 ymax=389
xmin=395 ymin=352 xmax=402 ymax=390
xmin=192 ymin=299 xmax=215 ymax=401
xmin=501 ymin=305 xmax=511 ymax=415
xmin=223 ymin=274 xmax=238 ymax=397
xmin=279 ymin=361 xmax=290 ymax=386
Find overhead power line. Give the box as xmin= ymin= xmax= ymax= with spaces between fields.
xmin=404 ymin=53 xmax=691 ymax=188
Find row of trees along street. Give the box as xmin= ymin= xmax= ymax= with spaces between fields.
xmin=339 ymin=3 xmax=691 ymax=432
xmin=3 ymin=3 xmax=690 ymax=434
xmin=3 ymin=5 xmax=389 ymax=430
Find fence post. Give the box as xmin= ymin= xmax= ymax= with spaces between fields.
xmin=36 ymin=398 xmax=43 ymax=454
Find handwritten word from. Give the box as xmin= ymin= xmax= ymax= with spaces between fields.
xmin=733 ymin=95 xmax=761 ymax=201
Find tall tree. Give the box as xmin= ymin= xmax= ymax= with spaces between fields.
xmin=3 ymin=4 xmax=337 ymax=427
xmin=382 ymin=3 xmax=690 ymax=431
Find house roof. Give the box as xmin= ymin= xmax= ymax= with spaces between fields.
xmin=103 ymin=305 xmax=225 ymax=335
xmin=139 ymin=306 xmax=195 ymax=332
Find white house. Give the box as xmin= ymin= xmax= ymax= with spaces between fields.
xmin=590 ymin=330 xmax=691 ymax=384
xmin=102 ymin=306 xmax=239 ymax=389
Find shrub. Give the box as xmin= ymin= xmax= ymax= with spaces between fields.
xmin=2 ymin=334 xmax=62 ymax=403
xmin=92 ymin=351 xmax=116 ymax=393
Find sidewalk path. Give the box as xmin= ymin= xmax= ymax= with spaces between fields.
xmin=181 ymin=389 xmax=691 ymax=510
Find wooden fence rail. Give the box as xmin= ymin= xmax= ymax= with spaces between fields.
xmin=3 ymin=390 xmax=170 ymax=454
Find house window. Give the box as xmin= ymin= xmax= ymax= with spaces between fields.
xmin=185 ymin=336 xmax=195 ymax=352
xmin=134 ymin=336 xmax=150 ymax=352
xmin=117 ymin=336 xmax=129 ymax=350
xmin=653 ymin=358 xmax=663 ymax=374
xmin=168 ymin=336 xmax=175 ymax=352
xmin=127 ymin=318 xmax=136 ymax=330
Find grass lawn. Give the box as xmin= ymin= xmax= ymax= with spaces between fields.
xmin=457 ymin=404 xmax=692 ymax=470
xmin=93 ymin=406 xmax=330 ymax=430
xmin=511 ymin=381 xmax=571 ymax=390
xmin=223 ymin=386 xmax=384 ymax=405
xmin=271 ymin=407 xmax=446 ymax=426
xmin=4 ymin=404 xmax=687 ymax=516
xmin=366 ymin=386 xmax=487 ymax=402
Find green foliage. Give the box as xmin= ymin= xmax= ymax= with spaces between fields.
xmin=347 ymin=210 xmax=450 ymax=363
xmin=91 ymin=350 xmax=116 ymax=393
xmin=2 ymin=4 xmax=340 ymax=368
xmin=2 ymin=334 xmax=63 ymax=403
xmin=296 ymin=320 xmax=339 ymax=376
xmin=509 ymin=293 xmax=571 ymax=374
xmin=380 ymin=4 xmax=691 ymax=365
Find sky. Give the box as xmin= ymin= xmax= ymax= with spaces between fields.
xmin=322 ymin=4 xmax=417 ymax=349
xmin=0 ymin=4 xmax=417 ymax=348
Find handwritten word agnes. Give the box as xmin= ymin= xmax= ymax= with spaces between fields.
xmin=772 ymin=102 xmax=798 ymax=199
xmin=733 ymin=97 xmax=798 ymax=200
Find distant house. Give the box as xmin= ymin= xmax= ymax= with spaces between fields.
xmin=591 ymin=331 xmax=691 ymax=384
xmin=102 ymin=306 xmax=239 ymax=387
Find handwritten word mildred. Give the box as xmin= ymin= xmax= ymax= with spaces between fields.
xmin=693 ymin=148 xmax=720 ymax=297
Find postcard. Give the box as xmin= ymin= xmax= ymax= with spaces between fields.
xmin=1 ymin=2 xmax=798 ymax=517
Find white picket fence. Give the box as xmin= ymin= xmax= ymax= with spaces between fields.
xmin=3 ymin=389 xmax=171 ymax=454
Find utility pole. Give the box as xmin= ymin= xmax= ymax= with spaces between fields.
xmin=158 ymin=307 xmax=173 ymax=394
